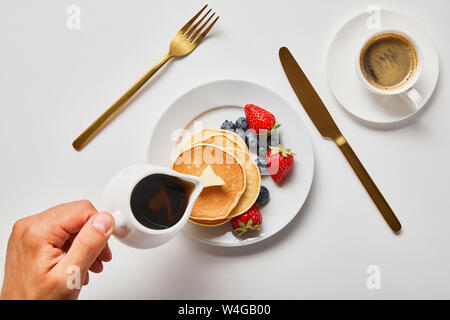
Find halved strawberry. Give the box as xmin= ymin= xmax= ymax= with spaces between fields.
xmin=244 ymin=104 xmax=280 ymax=135
xmin=230 ymin=205 xmax=262 ymax=237
xmin=267 ymin=144 xmax=295 ymax=183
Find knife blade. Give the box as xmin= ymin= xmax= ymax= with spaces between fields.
xmin=279 ymin=46 xmax=401 ymax=233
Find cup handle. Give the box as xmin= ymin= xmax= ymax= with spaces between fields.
xmin=400 ymin=87 xmax=422 ymax=110
xmin=111 ymin=210 xmax=130 ymax=238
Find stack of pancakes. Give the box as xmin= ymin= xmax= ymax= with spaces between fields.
xmin=172 ymin=129 xmax=261 ymax=226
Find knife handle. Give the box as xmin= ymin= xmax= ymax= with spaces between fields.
xmin=335 ymin=136 xmax=401 ymax=232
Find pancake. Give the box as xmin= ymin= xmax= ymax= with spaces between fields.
xmin=186 ymin=148 xmax=260 ymax=225
xmin=200 ymin=134 xmax=241 ymax=153
xmin=190 ymin=134 xmax=259 ymax=218
xmin=190 ymin=151 xmax=260 ymax=224
xmin=172 ymin=144 xmax=246 ymax=220
xmin=211 ymin=129 xmax=248 ymax=152
xmin=179 ymin=128 xmax=248 ymax=154
xmin=225 ymin=149 xmax=261 ymax=218
xmin=189 ymin=216 xmax=230 ymax=227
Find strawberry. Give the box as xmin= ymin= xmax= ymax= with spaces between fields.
xmin=244 ymin=104 xmax=280 ymax=135
xmin=230 ymin=205 xmax=262 ymax=237
xmin=267 ymin=144 xmax=295 ymax=183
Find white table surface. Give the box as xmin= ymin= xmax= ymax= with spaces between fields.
xmin=1 ymin=0 xmax=449 ymax=299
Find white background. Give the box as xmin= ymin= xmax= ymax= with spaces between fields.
xmin=1 ymin=0 xmax=449 ymax=299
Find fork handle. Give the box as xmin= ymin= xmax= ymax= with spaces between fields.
xmin=335 ymin=135 xmax=402 ymax=232
xmin=72 ymin=53 xmax=172 ymax=151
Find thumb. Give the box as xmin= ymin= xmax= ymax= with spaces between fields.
xmin=60 ymin=212 xmax=114 ymax=274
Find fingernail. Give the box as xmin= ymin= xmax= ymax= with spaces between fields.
xmin=92 ymin=213 xmax=112 ymax=234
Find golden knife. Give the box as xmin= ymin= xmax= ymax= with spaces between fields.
xmin=279 ymin=46 xmax=401 ymax=233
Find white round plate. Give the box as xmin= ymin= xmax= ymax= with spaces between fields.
xmin=327 ymin=9 xmax=439 ymax=124
xmin=147 ymin=80 xmax=314 ymax=247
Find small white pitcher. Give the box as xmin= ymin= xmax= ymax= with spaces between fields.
xmin=101 ymin=164 xmax=203 ymax=249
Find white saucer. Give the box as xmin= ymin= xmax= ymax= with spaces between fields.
xmin=327 ymin=9 xmax=439 ymax=125
xmin=147 ymin=80 xmax=314 ymax=247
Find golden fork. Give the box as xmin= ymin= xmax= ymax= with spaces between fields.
xmin=72 ymin=5 xmax=219 ymax=151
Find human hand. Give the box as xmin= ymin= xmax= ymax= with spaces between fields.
xmin=0 ymin=200 xmax=114 ymax=300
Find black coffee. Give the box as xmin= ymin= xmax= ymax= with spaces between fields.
xmin=130 ymin=174 xmax=192 ymax=230
xmin=360 ymin=33 xmax=417 ymax=89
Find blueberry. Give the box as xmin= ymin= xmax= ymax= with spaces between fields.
xmin=235 ymin=117 xmax=248 ymax=130
xmin=256 ymin=186 xmax=270 ymax=205
xmin=257 ymin=131 xmax=269 ymax=156
xmin=234 ymin=128 xmax=246 ymax=141
xmin=245 ymin=131 xmax=258 ymax=150
xmin=220 ymin=120 xmax=235 ymax=131
xmin=257 ymin=143 xmax=267 ymax=157
xmin=256 ymin=157 xmax=268 ymax=174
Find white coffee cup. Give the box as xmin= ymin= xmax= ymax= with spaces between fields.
xmin=355 ymin=29 xmax=424 ymax=109
xmin=101 ymin=164 xmax=203 ymax=249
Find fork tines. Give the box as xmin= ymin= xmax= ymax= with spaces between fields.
xmin=181 ymin=4 xmax=219 ymax=44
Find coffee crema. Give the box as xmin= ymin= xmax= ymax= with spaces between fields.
xmin=130 ymin=174 xmax=193 ymax=230
xmin=360 ymin=33 xmax=418 ymax=90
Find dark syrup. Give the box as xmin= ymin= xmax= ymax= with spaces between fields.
xmin=130 ymin=174 xmax=193 ymax=230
